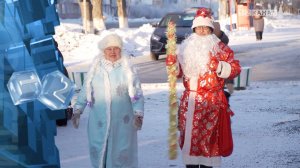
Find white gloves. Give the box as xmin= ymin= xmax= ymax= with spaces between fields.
xmin=134 ymin=115 xmax=143 ymax=130
xmin=71 ymin=109 xmax=82 ymax=129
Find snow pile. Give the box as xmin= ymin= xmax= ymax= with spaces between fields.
xmin=54 ymin=22 xmax=154 ymax=67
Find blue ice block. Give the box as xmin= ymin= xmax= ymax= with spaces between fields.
xmin=1 ymin=0 xmax=63 ymax=166
xmin=38 ymin=70 xmax=75 ymax=110
xmin=7 ymin=70 xmax=41 ymax=105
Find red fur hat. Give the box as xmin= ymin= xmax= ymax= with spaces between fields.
xmin=192 ymin=8 xmax=214 ymax=29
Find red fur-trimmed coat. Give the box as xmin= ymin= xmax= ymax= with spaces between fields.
xmin=178 ymin=42 xmax=241 ymax=165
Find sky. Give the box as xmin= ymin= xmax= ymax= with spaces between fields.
xmin=54 ymin=13 xmax=300 ymax=168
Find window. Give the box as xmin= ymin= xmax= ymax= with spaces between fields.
xmin=159 ymin=13 xmax=194 ymax=27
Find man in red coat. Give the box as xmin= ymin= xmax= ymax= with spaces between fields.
xmin=177 ymin=8 xmax=241 ymax=168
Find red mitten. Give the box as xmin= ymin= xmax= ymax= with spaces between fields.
xmin=177 ymin=64 xmax=183 ymax=78
xmin=209 ymin=55 xmax=219 ymax=71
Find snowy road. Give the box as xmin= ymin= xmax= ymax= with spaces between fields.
xmin=135 ymin=28 xmax=300 ymax=83
xmin=231 ymin=29 xmax=300 ymax=82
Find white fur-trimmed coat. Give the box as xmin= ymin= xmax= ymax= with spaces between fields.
xmin=74 ymin=60 xmax=144 ymax=168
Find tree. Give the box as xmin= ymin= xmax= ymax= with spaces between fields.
xmin=117 ymin=0 xmax=128 ymax=28
xmin=78 ymin=0 xmax=94 ymax=33
xmin=92 ymin=0 xmax=106 ymax=34
xmin=219 ymin=0 xmax=228 ymax=20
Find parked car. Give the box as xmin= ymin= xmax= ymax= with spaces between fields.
xmin=150 ymin=7 xmax=229 ymax=60
xmin=150 ymin=12 xmax=195 ymax=60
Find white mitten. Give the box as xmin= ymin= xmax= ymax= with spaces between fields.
xmin=134 ymin=115 xmax=143 ymax=130
xmin=71 ymin=109 xmax=82 ymax=129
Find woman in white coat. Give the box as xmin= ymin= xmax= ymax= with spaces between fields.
xmin=71 ymin=34 xmax=144 ymax=168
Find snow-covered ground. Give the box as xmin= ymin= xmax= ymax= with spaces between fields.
xmin=56 ymin=82 xmax=300 ymax=168
xmin=54 ymin=14 xmax=300 ymax=168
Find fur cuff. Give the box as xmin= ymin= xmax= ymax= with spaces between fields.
xmin=217 ymin=61 xmax=231 ymax=78
xmin=134 ymin=110 xmax=144 ymax=117
xmin=74 ymin=105 xmax=84 ymax=112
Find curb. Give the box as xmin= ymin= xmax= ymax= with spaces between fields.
xmin=130 ymin=55 xmax=153 ymax=64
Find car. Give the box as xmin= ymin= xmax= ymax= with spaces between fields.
xmin=150 ymin=7 xmax=229 ymax=60
xmin=150 ymin=12 xmax=195 ymax=60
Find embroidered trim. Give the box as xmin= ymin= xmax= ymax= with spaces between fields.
xmin=98 ymin=70 xmax=112 ymax=167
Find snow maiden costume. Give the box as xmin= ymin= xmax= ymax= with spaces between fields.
xmin=74 ymin=34 xmax=144 ymax=168
xmin=177 ymin=8 xmax=241 ymax=167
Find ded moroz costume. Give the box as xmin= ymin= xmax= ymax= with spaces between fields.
xmin=177 ymin=8 xmax=241 ymax=167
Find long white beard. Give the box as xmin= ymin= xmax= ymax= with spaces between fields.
xmin=178 ymin=34 xmax=221 ymax=78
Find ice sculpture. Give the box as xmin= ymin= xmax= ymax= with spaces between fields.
xmin=7 ymin=70 xmax=41 ymax=105
xmin=38 ymin=70 xmax=75 ymax=110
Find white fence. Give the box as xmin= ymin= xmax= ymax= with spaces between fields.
xmin=69 ymin=66 xmax=252 ymax=90
xmin=68 ymin=71 xmax=87 ymax=90
xmin=234 ymin=66 xmax=252 ymax=89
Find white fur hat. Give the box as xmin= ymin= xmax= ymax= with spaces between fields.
xmin=98 ymin=34 xmax=123 ymax=50
xmin=192 ymin=16 xmax=214 ymax=29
